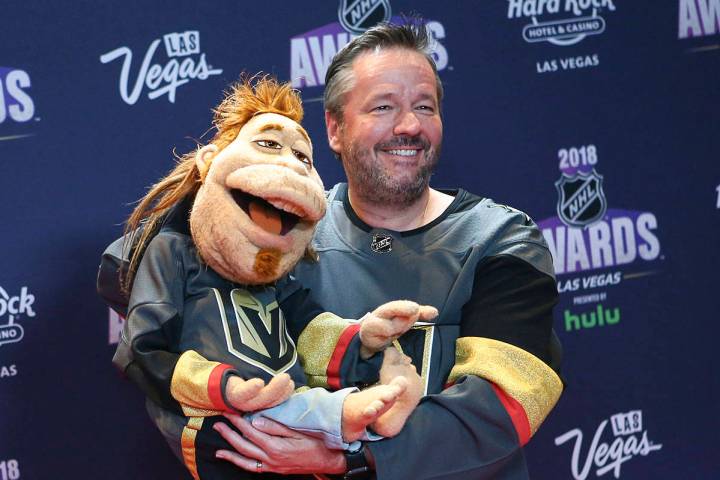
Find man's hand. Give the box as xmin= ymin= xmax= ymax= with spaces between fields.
xmin=225 ymin=373 xmax=294 ymax=411
xmin=360 ymin=300 xmax=438 ymax=359
xmin=214 ymin=414 xmax=346 ymax=474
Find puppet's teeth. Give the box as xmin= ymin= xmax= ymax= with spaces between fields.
xmin=268 ymin=199 xmax=305 ymax=218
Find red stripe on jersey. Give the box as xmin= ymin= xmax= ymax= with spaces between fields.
xmin=208 ymin=364 xmax=233 ymax=411
xmin=327 ymin=324 xmax=361 ymax=390
xmin=490 ymin=383 xmax=531 ymax=446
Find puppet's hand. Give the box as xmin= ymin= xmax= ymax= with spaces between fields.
xmin=359 ymin=300 xmax=438 ymax=359
xmin=225 ymin=373 xmax=295 ymax=412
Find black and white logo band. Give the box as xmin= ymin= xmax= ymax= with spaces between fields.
xmin=212 ymin=287 xmax=297 ymax=376
xmin=555 ymin=169 xmax=607 ymax=227
xmin=338 ymin=0 xmax=392 ymax=34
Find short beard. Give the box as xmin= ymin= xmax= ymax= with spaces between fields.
xmin=342 ymin=137 xmax=440 ymax=207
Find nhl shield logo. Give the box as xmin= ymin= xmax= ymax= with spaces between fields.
xmin=338 ymin=0 xmax=392 ymax=34
xmin=370 ymin=233 xmax=393 ymax=253
xmin=555 ymin=169 xmax=607 ymax=227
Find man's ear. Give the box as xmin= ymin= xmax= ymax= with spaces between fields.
xmin=325 ymin=110 xmax=343 ymax=155
xmin=195 ymin=144 xmax=219 ymax=181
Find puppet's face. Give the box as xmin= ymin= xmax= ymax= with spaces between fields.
xmin=190 ymin=112 xmax=326 ymax=285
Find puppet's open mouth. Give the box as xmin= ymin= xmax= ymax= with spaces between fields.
xmin=231 ymin=189 xmax=300 ymax=236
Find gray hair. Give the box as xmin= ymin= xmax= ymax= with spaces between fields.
xmin=323 ymin=21 xmax=444 ymax=121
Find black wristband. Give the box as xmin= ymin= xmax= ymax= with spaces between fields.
xmin=343 ymin=443 xmax=371 ymax=479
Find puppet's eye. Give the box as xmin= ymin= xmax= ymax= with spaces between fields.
xmin=293 ymin=150 xmax=311 ymax=167
xmin=255 ymin=140 xmax=282 ymax=149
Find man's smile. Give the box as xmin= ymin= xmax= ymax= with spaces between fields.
xmin=384 ymin=148 xmax=421 ymax=157
xmin=376 ymin=136 xmax=429 ymax=162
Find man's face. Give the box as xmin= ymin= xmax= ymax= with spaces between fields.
xmin=326 ymin=48 xmax=443 ymax=206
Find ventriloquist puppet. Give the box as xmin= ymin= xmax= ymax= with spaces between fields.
xmin=99 ymin=77 xmax=436 ymax=479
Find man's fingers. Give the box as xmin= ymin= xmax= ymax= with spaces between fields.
xmin=215 ymin=449 xmax=257 ymax=471
xmin=222 ymin=412 xmax=280 ymax=452
xmin=218 ymin=413 xmax=345 ymax=475
xmin=221 ymin=412 xmax=250 ymax=431
xmin=213 ymin=418 xmax=269 ymax=462
xmin=250 ymin=416 xmax=303 ymax=438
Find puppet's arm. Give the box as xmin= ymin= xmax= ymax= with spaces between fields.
xmin=358 ymin=300 xmax=438 ymax=359
xmin=281 ymin=283 xmax=436 ymax=390
xmin=369 ymin=254 xmax=563 ymax=480
xmin=103 ymin=234 xmax=294 ymax=415
xmin=170 ymin=350 xmax=295 ymax=417
xmin=111 ymin=233 xmax=187 ymax=414
xmin=113 ymin=233 xmax=294 ymax=418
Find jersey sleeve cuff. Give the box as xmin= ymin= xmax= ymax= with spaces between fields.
xmin=171 ymin=350 xmax=237 ymax=415
xmin=447 ymin=336 xmax=563 ymax=441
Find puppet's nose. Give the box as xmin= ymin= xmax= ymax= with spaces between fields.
xmin=277 ymin=151 xmax=311 ymax=176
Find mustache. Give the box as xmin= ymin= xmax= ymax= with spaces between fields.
xmin=376 ymin=136 xmax=430 ymax=150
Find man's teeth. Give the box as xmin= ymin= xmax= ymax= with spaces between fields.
xmin=268 ymin=198 xmax=305 ymax=218
xmin=386 ymin=149 xmax=418 ymax=157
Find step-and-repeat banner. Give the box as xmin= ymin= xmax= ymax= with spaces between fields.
xmin=2 ymin=1 xmax=718 ymax=479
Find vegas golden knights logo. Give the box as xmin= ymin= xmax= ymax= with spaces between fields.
xmin=211 ymin=287 xmax=297 ymax=376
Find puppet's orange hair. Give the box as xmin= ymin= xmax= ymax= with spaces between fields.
xmin=211 ymin=77 xmax=303 ymax=152
xmin=122 ymin=76 xmax=304 ymax=293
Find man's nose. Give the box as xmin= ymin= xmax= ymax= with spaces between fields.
xmin=393 ymin=111 xmax=421 ymax=137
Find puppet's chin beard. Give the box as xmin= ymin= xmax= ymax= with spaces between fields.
xmin=252 ymin=248 xmax=282 ymax=280
xmin=197 ymin=239 xmax=289 ymax=285
xmin=193 ymin=223 xmax=305 ymax=285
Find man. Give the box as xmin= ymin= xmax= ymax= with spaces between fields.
xmin=213 ymin=21 xmax=563 ymax=479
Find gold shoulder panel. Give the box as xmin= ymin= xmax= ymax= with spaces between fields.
xmin=448 ymin=337 xmax=563 ymax=436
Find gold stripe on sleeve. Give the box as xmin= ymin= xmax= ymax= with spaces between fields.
xmin=447 ymin=337 xmax=563 ymax=435
xmin=297 ymin=312 xmax=351 ymax=388
xmin=181 ymin=416 xmax=204 ymax=480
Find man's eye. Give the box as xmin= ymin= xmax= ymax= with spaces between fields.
xmin=255 ymin=140 xmax=282 ymax=149
xmin=293 ymin=150 xmax=312 ymax=167
xmin=373 ymin=105 xmax=391 ymax=112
